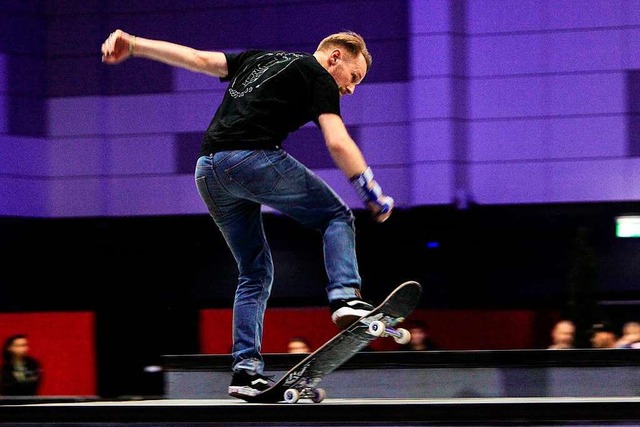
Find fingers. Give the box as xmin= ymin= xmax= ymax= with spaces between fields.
xmin=102 ymin=31 xmax=116 ymax=55
xmin=100 ymin=29 xmax=125 ymax=62
xmin=375 ymin=209 xmax=392 ymax=223
xmin=366 ymin=202 xmax=393 ymax=223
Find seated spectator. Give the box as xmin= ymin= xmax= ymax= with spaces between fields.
xmin=615 ymin=321 xmax=640 ymax=348
xmin=548 ymin=320 xmax=575 ymax=349
xmin=589 ymin=321 xmax=618 ymax=349
xmin=399 ymin=320 xmax=440 ymax=351
xmin=287 ymin=336 xmax=311 ymax=354
xmin=1 ymin=334 xmax=42 ymax=396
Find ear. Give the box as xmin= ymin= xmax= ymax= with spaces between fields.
xmin=330 ymin=49 xmax=341 ymax=65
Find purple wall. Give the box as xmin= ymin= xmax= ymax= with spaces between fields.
xmin=409 ymin=0 xmax=640 ymax=207
xmin=1 ymin=0 xmax=639 ymax=217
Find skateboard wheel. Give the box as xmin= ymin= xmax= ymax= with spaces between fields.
xmin=368 ymin=320 xmax=386 ymax=337
xmin=394 ymin=327 xmax=411 ymax=345
xmin=283 ymin=388 xmax=300 ymax=403
xmin=311 ymin=387 xmax=326 ymax=403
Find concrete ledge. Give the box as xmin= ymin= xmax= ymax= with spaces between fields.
xmin=162 ymin=349 xmax=640 ymax=399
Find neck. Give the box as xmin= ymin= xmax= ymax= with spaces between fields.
xmin=313 ymin=51 xmax=329 ymax=71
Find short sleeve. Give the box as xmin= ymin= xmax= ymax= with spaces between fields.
xmin=220 ymin=49 xmax=266 ymax=82
xmin=310 ymin=74 xmax=341 ymax=121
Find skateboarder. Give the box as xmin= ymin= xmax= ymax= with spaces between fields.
xmin=101 ymin=29 xmax=394 ymax=399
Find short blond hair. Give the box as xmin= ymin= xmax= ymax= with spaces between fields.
xmin=316 ymin=31 xmax=372 ymax=71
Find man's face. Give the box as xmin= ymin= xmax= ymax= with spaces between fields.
xmin=328 ymin=51 xmax=367 ymax=96
xmin=553 ymin=322 xmax=575 ymax=345
xmin=10 ymin=338 xmax=29 ymax=357
xmin=409 ymin=327 xmax=426 ymax=346
xmin=591 ymin=331 xmax=616 ymax=348
xmin=287 ymin=340 xmax=310 ymax=353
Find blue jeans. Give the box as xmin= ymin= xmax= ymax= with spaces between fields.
xmin=195 ymin=149 xmax=361 ymax=374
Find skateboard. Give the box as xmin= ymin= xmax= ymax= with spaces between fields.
xmin=240 ymin=280 xmax=422 ymax=403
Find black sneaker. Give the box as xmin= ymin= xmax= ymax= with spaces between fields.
xmin=228 ymin=370 xmax=273 ymax=399
xmin=330 ymin=297 xmax=374 ymax=329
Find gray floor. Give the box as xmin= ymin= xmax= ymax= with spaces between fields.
xmin=2 ymin=396 xmax=640 ymax=426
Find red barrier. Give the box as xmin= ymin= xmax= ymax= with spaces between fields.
xmin=200 ymin=308 xmax=559 ymax=354
xmin=200 ymin=307 xmax=338 ymax=354
xmin=0 ymin=312 xmax=96 ymax=396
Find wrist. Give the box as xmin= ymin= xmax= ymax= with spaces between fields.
xmin=350 ymin=167 xmax=394 ymax=214
xmin=128 ymin=35 xmax=137 ymax=57
xmin=350 ymin=167 xmax=382 ymax=203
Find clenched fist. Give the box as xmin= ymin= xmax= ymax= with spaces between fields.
xmin=101 ymin=29 xmax=135 ymax=64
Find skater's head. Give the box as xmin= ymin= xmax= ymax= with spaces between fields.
xmin=314 ymin=31 xmax=371 ymax=96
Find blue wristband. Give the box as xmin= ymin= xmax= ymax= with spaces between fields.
xmin=350 ymin=167 xmax=383 ymax=204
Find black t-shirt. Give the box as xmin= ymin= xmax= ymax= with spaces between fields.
xmin=0 ymin=357 xmax=42 ymax=396
xmin=200 ymin=50 xmax=341 ymax=155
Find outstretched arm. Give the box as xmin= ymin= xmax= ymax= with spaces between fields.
xmin=101 ymin=29 xmax=228 ymax=77
xmin=318 ymin=113 xmax=394 ymax=223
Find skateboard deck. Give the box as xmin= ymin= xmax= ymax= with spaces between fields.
xmin=241 ymin=280 xmax=422 ymax=403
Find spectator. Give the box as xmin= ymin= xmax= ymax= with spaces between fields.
xmin=589 ymin=321 xmax=618 ymax=349
xmin=287 ymin=337 xmax=311 ymax=354
xmin=615 ymin=321 xmax=640 ymax=348
xmin=1 ymin=334 xmax=42 ymax=396
xmin=399 ymin=320 xmax=440 ymax=351
xmin=548 ymin=320 xmax=576 ymax=349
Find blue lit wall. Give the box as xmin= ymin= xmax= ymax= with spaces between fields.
xmin=2 ymin=1 xmax=639 ymax=217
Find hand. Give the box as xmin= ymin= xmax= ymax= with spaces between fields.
xmin=367 ymin=195 xmax=393 ymax=223
xmin=101 ymin=29 xmax=135 ymax=64
xmin=349 ymin=167 xmax=394 ymax=223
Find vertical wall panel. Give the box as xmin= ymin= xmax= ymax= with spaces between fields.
xmin=359 ymin=124 xmax=411 ymax=166
xmin=625 ymin=29 xmax=640 ymax=68
xmin=470 ymin=120 xmax=550 ymax=162
xmin=469 ymin=34 xmax=546 ymax=76
xmin=627 ymin=69 xmax=640 ymax=157
xmin=411 ymin=121 xmax=455 ymax=162
xmin=549 ymin=159 xmax=640 ymax=202
xmin=472 ymin=163 xmax=551 ymax=204
xmin=464 ymin=0 xmax=638 ymax=205
xmin=46 ymin=135 xmax=176 ymax=177
xmin=0 ymin=177 xmax=48 ymax=217
xmin=466 ymin=0 xmax=545 ymax=33
xmin=411 ymin=35 xmax=451 ymax=77
xmin=412 ymin=78 xmax=453 ymax=119
xmin=548 ymin=74 xmax=624 ymax=116
xmin=548 ymin=116 xmax=627 ymax=158
xmin=409 ymin=0 xmax=456 ymax=205
xmin=0 ymin=135 xmax=48 ymax=176
xmin=410 ymin=0 xmax=450 ymax=33
xmin=411 ymin=163 xmax=453 ymax=205
xmin=470 ymin=77 xmax=547 ymax=119
xmin=2 ymin=8 xmax=47 ymax=137
xmin=0 ymin=96 xmax=7 ymax=134
xmin=545 ymin=0 xmax=625 ymax=29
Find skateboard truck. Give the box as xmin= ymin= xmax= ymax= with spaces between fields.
xmin=283 ymin=385 xmax=326 ymax=403
xmin=363 ymin=315 xmax=411 ymax=344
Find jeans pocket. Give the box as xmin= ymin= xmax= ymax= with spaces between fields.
xmin=195 ymin=175 xmax=220 ymax=215
xmin=223 ymin=151 xmax=282 ymax=196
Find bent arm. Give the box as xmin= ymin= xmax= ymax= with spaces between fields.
xmin=318 ymin=113 xmax=393 ymax=222
xmin=101 ymin=29 xmax=228 ymax=78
